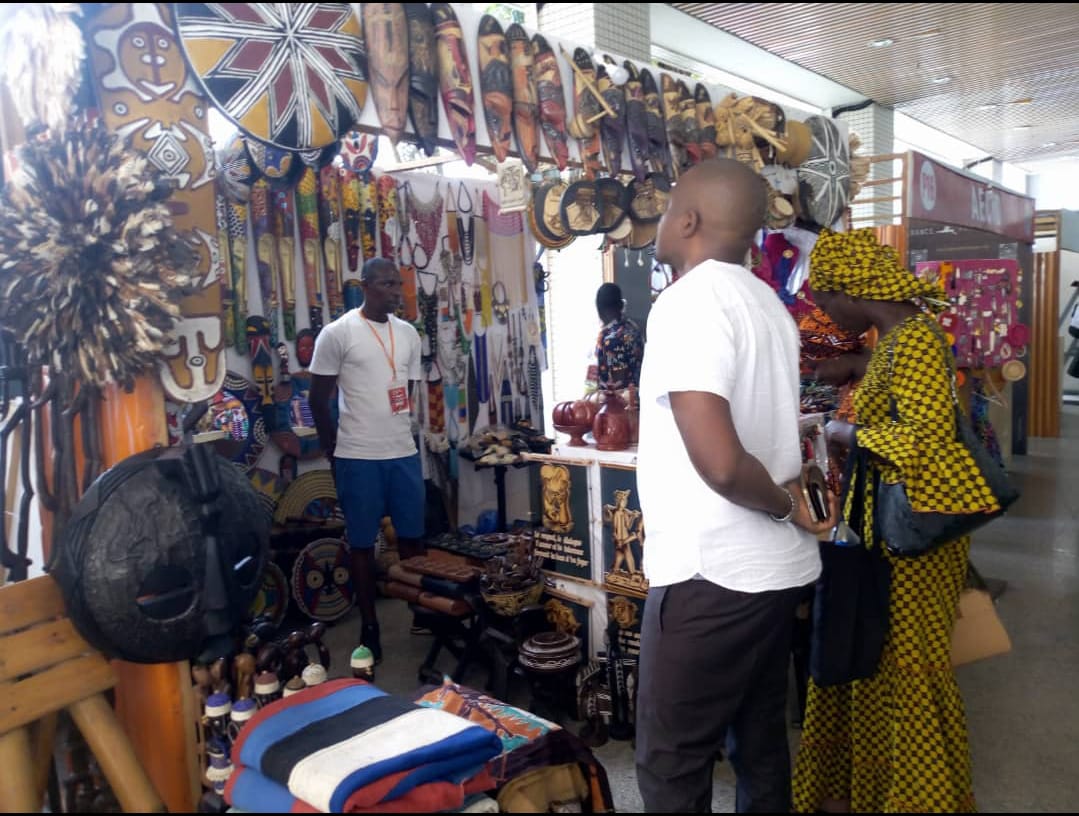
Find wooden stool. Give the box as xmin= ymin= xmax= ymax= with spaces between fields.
xmin=0 ymin=576 xmax=164 ymax=813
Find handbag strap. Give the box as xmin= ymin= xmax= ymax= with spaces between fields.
xmin=883 ymin=312 xmax=963 ymax=441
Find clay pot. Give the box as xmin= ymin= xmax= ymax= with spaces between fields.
xmin=553 ymin=399 xmax=598 ymax=447
xmin=552 ymin=399 xmax=596 ymax=427
xmin=592 ymin=390 xmax=630 ymax=451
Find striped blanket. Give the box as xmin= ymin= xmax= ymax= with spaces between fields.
xmin=225 ymin=679 xmax=502 ymax=813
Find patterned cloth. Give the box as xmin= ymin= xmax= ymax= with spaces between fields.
xmin=589 ymin=317 xmax=644 ymax=391
xmin=792 ymin=314 xmax=983 ymax=813
xmin=225 ymin=679 xmax=501 ymax=813
xmin=809 ymin=228 xmax=947 ymax=311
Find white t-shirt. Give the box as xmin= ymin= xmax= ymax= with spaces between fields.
xmin=637 ymin=259 xmax=821 ymax=592
xmin=309 ymin=309 xmax=422 ymax=460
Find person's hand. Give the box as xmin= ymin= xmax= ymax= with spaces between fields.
xmin=324 ymin=443 xmax=336 ymax=479
xmin=782 ymin=468 xmax=840 ymax=539
xmin=812 ymin=350 xmax=871 ymax=386
xmin=824 ymin=419 xmax=857 ymax=461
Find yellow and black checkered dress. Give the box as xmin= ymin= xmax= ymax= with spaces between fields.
xmin=792 ymin=314 xmax=997 ymax=813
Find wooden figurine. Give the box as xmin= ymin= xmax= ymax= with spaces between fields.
xmin=282 ymin=676 xmax=307 ymax=698
xmin=281 ymin=630 xmax=310 ymax=683
xmin=351 ymin=646 xmax=376 ymax=682
xmin=254 ymin=671 xmax=281 ymax=709
xmin=191 ymin=663 xmax=213 ymax=706
xmin=301 ymin=663 xmax=328 ymax=687
xmin=233 ymin=652 xmax=257 ymax=701
xmin=256 ymin=641 xmax=284 ymax=675
xmin=307 ymin=621 xmax=332 ymax=669
xmin=203 ymin=693 xmax=232 ymax=744
xmin=210 ymin=656 xmax=231 ymax=696
xmin=228 ymin=698 xmax=257 ymax=743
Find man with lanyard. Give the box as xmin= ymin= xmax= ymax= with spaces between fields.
xmin=310 ymin=258 xmax=424 ymax=663
xmin=634 ymin=159 xmax=836 ymax=811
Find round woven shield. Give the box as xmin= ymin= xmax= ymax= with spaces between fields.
xmin=174 ymin=3 xmax=368 ymax=151
xmin=273 ymin=469 xmax=342 ymax=526
xmin=291 ymin=537 xmax=354 ymax=621
xmin=248 ymin=561 xmax=289 ymax=626
xmin=796 ymin=115 xmax=851 ymax=229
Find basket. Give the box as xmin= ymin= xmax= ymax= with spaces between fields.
xmin=481 ymin=580 xmax=544 ymax=617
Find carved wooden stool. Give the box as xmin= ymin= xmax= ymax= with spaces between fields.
xmin=0 ymin=576 xmax=164 ymax=812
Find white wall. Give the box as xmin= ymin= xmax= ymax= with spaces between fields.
xmin=1026 ymin=158 xmax=1079 ymax=211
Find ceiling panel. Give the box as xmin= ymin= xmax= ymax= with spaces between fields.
xmin=670 ymin=2 xmax=1079 ymax=164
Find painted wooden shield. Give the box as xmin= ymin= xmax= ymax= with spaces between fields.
xmin=86 ymin=3 xmax=224 ymax=403
xmin=640 ymin=69 xmax=671 ymax=178
xmin=478 ymin=14 xmax=513 ymax=163
xmin=431 ymin=3 xmax=476 ymax=165
xmin=291 ymin=538 xmax=354 ymax=622
xmin=797 ymin=115 xmax=851 ymax=229
xmin=623 ymin=62 xmax=649 ymax=182
xmin=597 ymin=65 xmax=626 ymax=177
xmin=362 ymin=2 xmax=409 ymax=146
xmin=248 ymin=561 xmax=289 ymax=626
xmin=405 ymin=2 xmax=439 ymax=157
xmin=506 ymin=24 xmax=539 ymax=173
xmin=245 ymin=136 xmax=301 ymax=187
xmin=532 ymin=34 xmax=569 ymax=171
xmin=569 ymin=48 xmax=605 ymax=180
xmin=174 ymin=3 xmax=368 ymax=150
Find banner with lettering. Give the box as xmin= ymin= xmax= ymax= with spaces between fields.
xmin=908 ymin=152 xmax=1035 ymax=243
xmin=533 ymin=461 xmax=591 ymax=581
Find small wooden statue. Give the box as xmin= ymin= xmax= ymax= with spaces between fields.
xmin=351 ymin=645 xmax=376 ymax=682
xmin=254 ymin=671 xmax=281 ymax=709
xmin=282 ymin=676 xmax=307 ymax=698
xmin=233 ymin=652 xmax=257 ymax=701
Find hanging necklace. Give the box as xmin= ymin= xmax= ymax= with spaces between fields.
xmin=416 ymin=265 xmax=439 ymax=370
xmin=492 ymin=280 xmax=510 ymax=325
xmin=456 ymin=182 xmax=476 ymax=266
xmin=406 ymin=181 xmax=443 ymax=268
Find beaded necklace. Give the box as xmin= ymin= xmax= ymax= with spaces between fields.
xmin=404 ymin=181 xmax=443 ymax=270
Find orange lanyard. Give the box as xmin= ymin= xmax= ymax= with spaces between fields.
xmin=361 ymin=310 xmax=397 ymax=379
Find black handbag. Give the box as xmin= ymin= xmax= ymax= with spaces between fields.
xmin=876 ymin=318 xmax=1020 ymax=557
xmin=810 ymin=450 xmax=892 ymax=687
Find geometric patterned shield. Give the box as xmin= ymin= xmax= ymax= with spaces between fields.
xmin=290 ymin=537 xmax=354 ymax=622
xmin=174 ymin=3 xmax=368 ymax=150
xmin=796 ymin=115 xmax=851 ymax=229
xmin=248 ymin=560 xmax=290 ymax=626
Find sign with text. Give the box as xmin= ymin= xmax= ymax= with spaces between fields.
xmin=533 ymin=461 xmax=591 ymax=581
xmin=909 ymin=152 xmax=1035 ymax=243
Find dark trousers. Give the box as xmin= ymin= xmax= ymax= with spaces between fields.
xmin=635 ymin=579 xmax=806 ymax=813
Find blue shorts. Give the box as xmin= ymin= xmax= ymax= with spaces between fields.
xmin=335 ymin=454 xmax=424 ymax=549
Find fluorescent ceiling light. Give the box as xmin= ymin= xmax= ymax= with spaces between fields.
xmin=931 ymin=75 xmax=952 ymax=85
xmin=868 ymin=38 xmax=894 ymax=48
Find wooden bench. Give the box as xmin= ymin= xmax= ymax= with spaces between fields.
xmin=0 ymin=576 xmax=164 ymax=812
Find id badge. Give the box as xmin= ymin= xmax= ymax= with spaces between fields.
xmin=387 ymin=381 xmax=410 ymax=415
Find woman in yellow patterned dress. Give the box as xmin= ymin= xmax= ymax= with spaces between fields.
xmin=792 ymin=229 xmax=999 ymax=813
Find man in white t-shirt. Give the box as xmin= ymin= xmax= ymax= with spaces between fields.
xmin=309 ymin=258 xmax=424 ymax=663
xmin=634 ymin=159 xmax=836 ymax=812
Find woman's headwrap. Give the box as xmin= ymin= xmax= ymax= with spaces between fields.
xmin=809 ymin=228 xmax=948 ymax=311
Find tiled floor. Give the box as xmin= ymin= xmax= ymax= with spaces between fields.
xmin=320 ymin=405 xmax=1079 ymax=812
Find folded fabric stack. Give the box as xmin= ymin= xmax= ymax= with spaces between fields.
xmin=416 ymin=679 xmax=616 ymax=812
xmin=224 ymin=679 xmax=502 ymax=813
xmin=383 ymin=556 xmax=479 ymax=617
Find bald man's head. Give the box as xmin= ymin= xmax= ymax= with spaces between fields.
xmin=655 ymin=159 xmax=768 ymax=272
